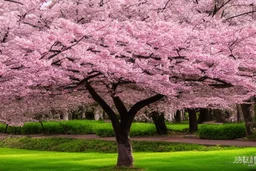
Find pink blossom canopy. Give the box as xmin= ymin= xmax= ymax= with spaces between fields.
xmin=0 ymin=0 xmax=255 ymax=125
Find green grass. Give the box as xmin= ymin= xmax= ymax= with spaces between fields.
xmin=165 ymin=122 xmax=204 ymax=132
xmin=0 ymin=137 xmax=242 ymax=153
xmin=0 ymin=148 xmax=256 ymax=171
xmin=165 ymin=123 xmax=189 ymax=132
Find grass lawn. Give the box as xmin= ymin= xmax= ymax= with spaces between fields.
xmin=166 ymin=123 xmax=189 ymax=131
xmin=1 ymin=148 xmax=256 ymax=171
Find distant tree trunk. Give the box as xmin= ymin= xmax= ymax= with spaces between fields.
xmin=241 ymin=103 xmax=253 ymax=136
xmin=198 ymin=108 xmax=211 ymax=124
xmin=214 ymin=109 xmax=225 ymax=123
xmin=236 ymin=104 xmax=242 ymax=123
xmin=78 ymin=106 xmax=85 ymax=119
xmin=63 ymin=112 xmax=69 ymax=120
xmin=4 ymin=124 xmax=8 ymax=133
xmin=102 ymin=111 xmax=106 ymax=120
xmin=174 ymin=110 xmax=181 ymax=123
xmin=151 ymin=111 xmax=168 ymax=135
xmin=39 ymin=121 xmax=45 ymax=134
xmin=188 ymin=109 xmax=198 ymax=133
xmin=85 ymin=111 xmax=94 ymax=120
xmin=252 ymin=103 xmax=256 ymax=122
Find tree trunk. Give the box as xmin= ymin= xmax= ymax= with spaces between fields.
xmin=116 ymin=128 xmax=134 ymax=167
xmin=39 ymin=121 xmax=45 ymax=134
xmin=241 ymin=103 xmax=253 ymax=136
xmin=4 ymin=124 xmax=8 ymax=133
xmin=151 ymin=111 xmax=168 ymax=135
xmin=198 ymin=108 xmax=211 ymax=124
xmin=214 ymin=109 xmax=225 ymax=123
xmin=236 ymin=104 xmax=242 ymax=123
xmin=85 ymin=111 xmax=94 ymax=120
xmin=63 ymin=112 xmax=69 ymax=120
xmin=174 ymin=110 xmax=181 ymax=123
xmin=85 ymin=81 xmax=164 ymax=168
xmin=188 ymin=109 xmax=198 ymax=133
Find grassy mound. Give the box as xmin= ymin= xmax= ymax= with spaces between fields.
xmin=0 ymin=137 xmax=243 ymax=153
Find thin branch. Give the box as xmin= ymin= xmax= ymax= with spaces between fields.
xmin=225 ymin=10 xmax=256 ymax=21
xmin=208 ymin=77 xmax=233 ymax=88
xmin=1 ymin=28 xmax=9 ymax=43
xmin=23 ymin=22 xmax=41 ymax=29
xmin=76 ymin=72 xmax=103 ymax=87
xmin=133 ymin=54 xmax=161 ymax=61
xmin=77 ymin=18 xmax=84 ymax=23
xmin=4 ymin=0 xmax=23 ymax=5
xmin=159 ymin=0 xmax=171 ymax=12
xmin=99 ymin=0 xmax=104 ymax=7
xmin=185 ymin=76 xmax=233 ymax=88
xmin=209 ymin=83 xmax=233 ymax=88
xmin=211 ymin=0 xmax=232 ymax=17
xmin=45 ymin=35 xmax=88 ymax=60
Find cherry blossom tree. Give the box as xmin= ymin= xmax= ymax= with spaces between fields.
xmin=0 ymin=0 xmax=256 ymax=167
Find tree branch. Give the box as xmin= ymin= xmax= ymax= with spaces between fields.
xmin=112 ymin=96 xmax=128 ymax=119
xmin=185 ymin=76 xmax=233 ymax=88
xmin=129 ymin=94 xmax=164 ymax=120
xmin=1 ymin=28 xmax=9 ymax=43
xmin=76 ymin=72 xmax=102 ymax=87
xmin=225 ymin=10 xmax=256 ymax=21
xmin=4 ymin=0 xmax=23 ymax=5
xmin=158 ymin=0 xmax=171 ymax=12
xmin=211 ymin=0 xmax=232 ymax=17
xmin=85 ymin=81 xmax=119 ymax=130
xmin=43 ymin=35 xmax=89 ymax=60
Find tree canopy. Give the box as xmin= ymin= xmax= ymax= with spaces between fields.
xmin=0 ymin=0 xmax=255 ymax=125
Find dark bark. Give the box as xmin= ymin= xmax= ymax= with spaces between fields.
xmin=188 ymin=109 xmax=198 ymax=133
xmin=236 ymin=104 xmax=242 ymax=123
xmin=4 ymin=124 xmax=8 ymax=133
xmin=116 ymin=128 xmax=133 ymax=167
xmin=102 ymin=111 xmax=106 ymax=120
xmin=174 ymin=110 xmax=181 ymax=123
xmin=85 ymin=81 xmax=119 ymax=131
xmin=214 ymin=109 xmax=225 ymax=123
xmin=85 ymin=81 xmax=164 ymax=167
xmin=151 ymin=111 xmax=168 ymax=135
xmin=39 ymin=121 xmax=45 ymax=134
xmin=4 ymin=0 xmax=23 ymax=5
xmin=241 ymin=103 xmax=253 ymax=136
xmin=113 ymin=93 xmax=164 ymax=167
xmin=85 ymin=111 xmax=94 ymax=120
xmin=198 ymin=108 xmax=212 ymax=124
xmin=128 ymin=94 xmax=164 ymax=127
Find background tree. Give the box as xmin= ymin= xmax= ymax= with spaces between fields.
xmin=188 ymin=109 xmax=198 ymax=133
xmin=240 ymin=97 xmax=255 ymax=136
xmin=198 ymin=108 xmax=212 ymax=124
xmin=174 ymin=110 xmax=182 ymax=123
xmin=150 ymin=111 xmax=168 ymax=135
